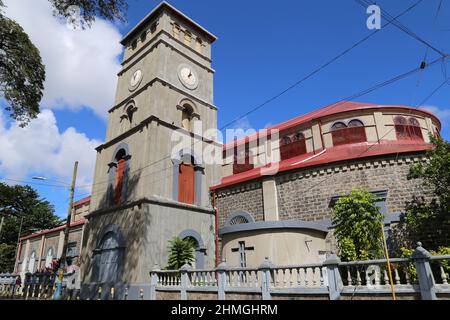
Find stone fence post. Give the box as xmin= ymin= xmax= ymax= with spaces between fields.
xmin=259 ymin=257 xmax=273 ymax=300
xmin=411 ymin=242 xmax=437 ymax=300
xmin=323 ymin=253 xmax=343 ymax=300
xmin=180 ymin=264 xmax=191 ymax=300
xmin=149 ymin=264 xmax=160 ymax=301
xmin=216 ymin=260 xmax=228 ymax=300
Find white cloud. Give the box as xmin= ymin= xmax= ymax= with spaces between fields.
xmin=421 ymin=105 xmax=450 ymax=120
xmin=3 ymin=0 xmax=123 ymax=119
xmin=0 ymin=109 xmax=100 ymax=192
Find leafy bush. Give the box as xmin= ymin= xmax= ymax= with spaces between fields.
xmin=332 ymin=188 xmax=384 ymax=261
xmin=166 ymin=237 xmax=196 ymax=270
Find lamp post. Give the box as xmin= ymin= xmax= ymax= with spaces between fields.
xmin=33 ymin=161 xmax=78 ymax=300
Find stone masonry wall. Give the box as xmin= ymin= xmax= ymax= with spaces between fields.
xmin=215 ymin=153 xmax=432 ymax=228
xmin=276 ymin=153 xmax=431 ymax=222
xmin=216 ymin=182 xmax=264 ymax=228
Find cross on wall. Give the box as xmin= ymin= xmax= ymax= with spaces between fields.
xmin=231 ymin=241 xmax=254 ymax=268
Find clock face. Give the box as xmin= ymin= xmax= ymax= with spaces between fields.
xmin=130 ymin=69 xmax=143 ymax=88
xmin=178 ymin=65 xmax=198 ymax=90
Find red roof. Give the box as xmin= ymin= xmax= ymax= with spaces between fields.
xmin=223 ymin=101 xmax=441 ymax=150
xmin=73 ymin=196 xmax=91 ymax=207
xmin=20 ymin=219 xmax=85 ymax=241
xmin=212 ymin=140 xmax=433 ymax=190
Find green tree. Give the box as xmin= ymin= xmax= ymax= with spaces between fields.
xmin=0 ymin=0 xmax=127 ymax=126
xmin=332 ymin=188 xmax=384 ymax=261
xmin=166 ymin=237 xmax=196 ymax=270
xmin=0 ymin=3 xmax=45 ymax=127
xmin=0 ymin=243 xmax=16 ymax=272
xmin=0 ymin=182 xmax=62 ymax=272
xmin=401 ymin=136 xmax=450 ymax=249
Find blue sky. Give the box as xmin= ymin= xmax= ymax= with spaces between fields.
xmin=1 ymin=0 xmax=450 ymax=217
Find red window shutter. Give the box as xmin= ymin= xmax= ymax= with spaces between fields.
xmin=396 ymin=125 xmax=423 ymax=141
xmin=332 ymin=127 xmax=366 ymax=146
xmin=114 ymin=159 xmax=126 ymax=205
xmin=178 ymin=163 xmax=195 ymax=204
xmin=280 ymin=139 xmax=307 ymax=160
xmin=232 ymin=148 xmax=254 ymax=174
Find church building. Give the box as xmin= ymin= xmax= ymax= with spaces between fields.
xmin=212 ymin=102 xmax=441 ymax=268
xmin=77 ymin=1 xmax=443 ymax=298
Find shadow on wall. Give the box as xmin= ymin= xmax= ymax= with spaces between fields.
xmin=82 ymin=173 xmax=146 ymax=286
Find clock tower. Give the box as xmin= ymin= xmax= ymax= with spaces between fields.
xmin=80 ymin=2 xmax=220 ymax=299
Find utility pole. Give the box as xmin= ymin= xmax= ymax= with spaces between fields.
xmin=13 ymin=216 xmax=24 ymax=273
xmin=0 ymin=215 xmax=4 ymax=237
xmin=54 ymin=161 xmax=78 ymax=300
xmin=60 ymin=161 xmax=78 ymax=267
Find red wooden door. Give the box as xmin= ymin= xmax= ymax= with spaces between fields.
xmin=114 ymin=159 xmax=126 ymax=205
xmin=178 ymin=163 xmax=195 ymax=204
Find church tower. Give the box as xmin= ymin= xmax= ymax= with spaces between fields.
xmin=81 ymin=2 xmax=220 ymax=298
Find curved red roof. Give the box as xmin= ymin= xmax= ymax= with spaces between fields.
xmin=212 ymin=140 xmax=433 ymax=190
xmin=223 ymin=101 xmax=441 ymax=150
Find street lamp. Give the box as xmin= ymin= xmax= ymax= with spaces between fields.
xmin=32 ymin=162 xmax=78 ymax=300
xmin=32 ymin=176 xmax=71 ymax=186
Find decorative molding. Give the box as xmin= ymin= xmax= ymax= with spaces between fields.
xmin=120 ymin=29 xmax=213 ymax=74
xmin=96 ymin=114 xmax=221 ymax=152
xmin=219 ymin=219 xmax=331 ymax=236
xmin=108 ymin=76 xmax=217 ymax=114
xmin=215 ymin=153 xmax=427 ymax=196
xmin=86 ymin=196 xmax=215 ymax=219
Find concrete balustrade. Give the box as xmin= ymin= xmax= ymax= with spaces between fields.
xmin=1 ymin=243 xmax=449 ymax=300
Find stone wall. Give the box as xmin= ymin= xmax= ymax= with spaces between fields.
xmin=275 ymin=153 xmax=431 ymax=222
xmin=216 ymin=182 xmax=264 ymax=228
xmin=216 ymin=153 xmax=432 ymax=228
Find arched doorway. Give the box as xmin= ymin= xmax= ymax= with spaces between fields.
xmin=97 ymin=232 xmax=119 ymax=283
xmin=93 ymin=225 xmax=124 ymax=284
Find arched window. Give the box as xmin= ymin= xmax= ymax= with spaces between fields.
xmin=114 ymin=149 xmax=126 ymax=205
xmin=184 ymin=30 xmax=192 ymax=46
xmin=131 ymin=39 xmax=137 ymax=50
xmin=181 ymin=105 xmax=194 ymax=132
xmin=28 ymin=251 xmax=36 ymax=273
xmin=408 ymin=117 xmax=423 ymax=140
xmin=45 ymin=248 xmax=54 ymax=269
xmin=331 ymin=119 xmax=367 ymax=146
xmin=108 ymin=146 xmax=130 ymax=207
xmin=172 ymin=23 xmax=180 ymax=39
xmin=140 ymin=31 xmax=147 ymax=43
xmin=195 ymin=37 xmax=203 ymax=54
xmin=178 ymin=155 xmax=196 ymax=204
xmin=229 ymin=215 xmax=250 ymax=225
xmin=224 ymin=211 xmax=255 ymax=226
xmin=280 ymin=131 xmax=307 ymax=160
xmin=126 ymin=104 xmax=137 ymax=127
xmin=150 ymin=23 xmax=157 ymax=34
xmin=233 ymin=143 xmax=254 ymax=174
xmin=179 ymin=229 xmax=205 ymax=269
xmin=394 ymin=116 xmax=424 ymax=141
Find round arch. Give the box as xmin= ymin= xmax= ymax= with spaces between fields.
xmin=224 ymin=210 xmax=255 ymax=227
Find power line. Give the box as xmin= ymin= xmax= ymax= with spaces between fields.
xmin=75 ymin=0 xmax=426 ymax=191
xmin=77 ymin=53 xmax=449 ymax=196
xmin=220 ymin=0 xmax=425 ymax=130
xmin=0 ymin=177 xmax=69 ymax=189
xmin=417 ymin=78 xmax=450 ymax=106
xmin=356 ymin=0 xmax=447 ymax=57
